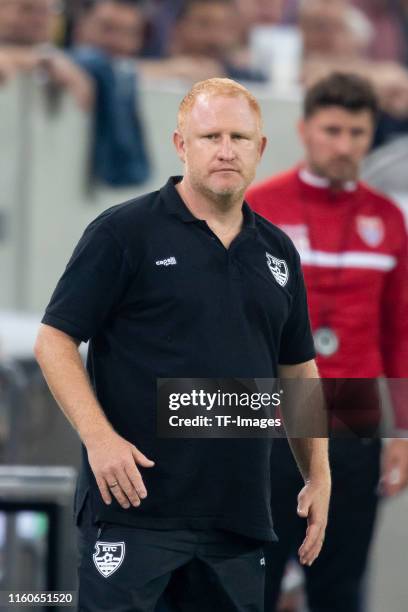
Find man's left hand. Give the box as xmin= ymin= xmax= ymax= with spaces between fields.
xmin=297 ymin=479 xmax=331 ymax=566
xmin=380 ymin=439 xmax=408 ymax=497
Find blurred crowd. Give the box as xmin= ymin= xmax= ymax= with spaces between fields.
xmin=0 ymin=0 xmax=407 ymax=186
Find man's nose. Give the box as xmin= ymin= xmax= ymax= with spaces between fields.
xmin=217 ymin=136 xmax=235 ymax=160
xmin=335 ymin=135 xmax=353 ymax=156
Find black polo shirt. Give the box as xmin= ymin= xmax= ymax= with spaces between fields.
xmin=42 ymin=177 xmax=315 ymax=542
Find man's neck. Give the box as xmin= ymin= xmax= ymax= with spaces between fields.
xmin=176 ymin=178 xmax=244 ymax=248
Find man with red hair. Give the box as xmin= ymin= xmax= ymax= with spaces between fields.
xmin=35 ymin=78 xmax=331 ymax=611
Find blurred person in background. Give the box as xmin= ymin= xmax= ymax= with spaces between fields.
xmin=231 ymin=0 xmax=285 ymax=80
xmin=0 ymin=0 xmax=59 ymax=45
xmin=353 ymin=0 xmax=408 ymax=65
xmin=75 ymin=0 xmax=218 ymax=81
xmin=238 ymin=0 xmax=284 ymax=24
xmin=76 ymin=0 xmax=254 ymax=92
xmin=139 ymin=0 xmax=268 ymax=81
xmin=300 ymin=0 xmax=374 ymax=61
xmin=228 ymin=0 xmax=285 ymax=44
xmin=75 ymin=0 xmax=145 ymax=58
xmin=166 ymin=0 xmax=266 ymax=82
xmin=247 ymin=72 xmax=408 ymax=612
xmin=0 ymin=0 xmax=93 ymax=109
xmin=142 ymin=0 xmax=267 ymax=82
xmin=72 ymin=0 xmax=150 ymax=186
xmin=242 ymin=0 xmax=408 ymax=67
xmin=299 ymin=0 xmax=408 ymax=150
xmin=169 ymin=0 xmax=238 ymax=62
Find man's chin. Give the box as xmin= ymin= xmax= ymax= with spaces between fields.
xmin=192 ymin=174 xmax=248 ymax=202
xmin=210 ymin=179 xmax=245 ymax=197
xmin=331 ymin=175 xmax=357 ymax=185
xmin=214 ymin=183 xmax=246 ymax=197
xmin=327 ymin=165 xmax=358 ymax=184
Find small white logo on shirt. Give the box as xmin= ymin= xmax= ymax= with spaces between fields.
xmin=156 ymin=257 xmax=177 ymax=266
xmin=266 ymin=253 xmax=289 ymax=287
xmin=260 ymin=557 xmax=266 ymax=567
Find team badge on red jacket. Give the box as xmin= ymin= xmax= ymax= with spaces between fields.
xmin=356 ymin=216 xmax=385 ymax=247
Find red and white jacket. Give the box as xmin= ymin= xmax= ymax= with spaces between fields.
xmin=247 ymin=167 xmax=408 ymax=434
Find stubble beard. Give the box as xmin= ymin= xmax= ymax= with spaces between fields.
xmin=312 ymin=159 xmax=359 ymax=187
xmin=203 ymin=184 xmax=246 ymax=209
xmin=189 ymin=169 xmax=251 ymax=210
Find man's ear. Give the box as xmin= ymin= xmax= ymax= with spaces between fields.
xmin=298 ymin=118 xmax=306 ymax=147
xmin=173 ymin=129 xmax=186 ymax=163
xmin=259 ymin=135 xmax=267 ymax=159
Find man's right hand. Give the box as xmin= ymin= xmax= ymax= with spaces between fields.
xmin=85 ymin=430 xmax=155 ymax=509
xmin=34 ymin=325 xmax=155 ymax=511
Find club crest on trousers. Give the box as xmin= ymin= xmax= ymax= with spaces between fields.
xmin=93 ymin=541 xmax=125 ymax=578
xmin=266 ymin=253 xmax=289 ymax=287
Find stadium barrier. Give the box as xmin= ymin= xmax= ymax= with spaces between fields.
xmin=0 ymin=466 xmax=77 ymax=600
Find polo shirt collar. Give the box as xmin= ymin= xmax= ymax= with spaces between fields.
xmin=161 ymin=176 xmax=257 ymax=232
xmin=161 ymin=176 xmax=198 ymax=223
xmin=242 ymin=200 xmax=257 ymax=231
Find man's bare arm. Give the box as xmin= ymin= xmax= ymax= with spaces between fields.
xmin=34 ymin=324 xmax=154 ymax=509
xmin=279 ymin=360 xmax=328 ymax=479
xmin=278 ymin=360 xmax=331 ymax=566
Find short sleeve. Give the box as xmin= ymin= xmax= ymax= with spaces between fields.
xmin=42 ymin=222 xmax=132 ymax=342
xmin=279 ymin=251 xmax=315 ymax=365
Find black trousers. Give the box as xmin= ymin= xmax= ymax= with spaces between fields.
xmin=265 ymin=439 xmax=381 ymax=612
xmin=77 ymin=501 xmax=266 ymax=612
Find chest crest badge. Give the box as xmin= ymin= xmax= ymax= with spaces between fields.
xmin=266 ymin=253 xmax=289 ymax=287
xmin=356 ymin=216 xmax=384 ymax=247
